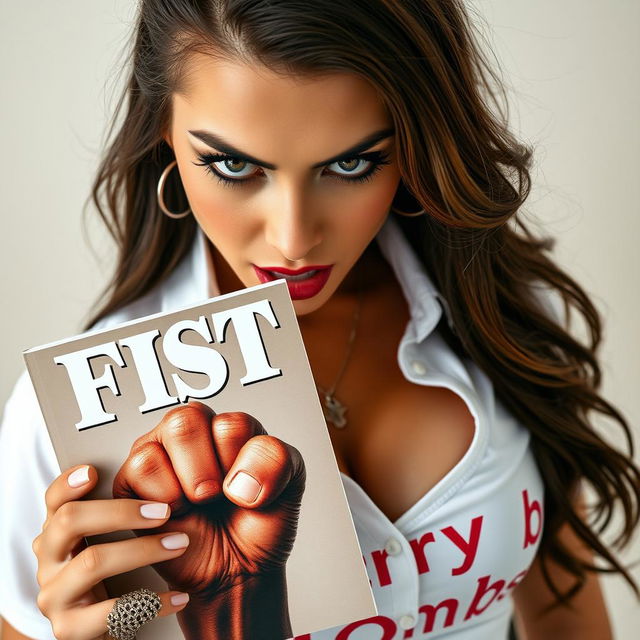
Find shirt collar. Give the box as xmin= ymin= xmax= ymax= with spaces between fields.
xmin=374 ymin=215 xmax=454 ymax=342
xmin=160 ymin=215 xmax=454 ymax=344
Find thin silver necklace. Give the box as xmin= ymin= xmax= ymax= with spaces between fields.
xmin=316 ymin=286 xmax=363 ymax=429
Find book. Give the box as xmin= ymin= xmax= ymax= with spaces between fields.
xmin=23 ymin=279 xmax=377 ymax=639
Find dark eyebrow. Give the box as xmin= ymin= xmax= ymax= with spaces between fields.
xmin=187 ymin=127 xmax=395 ymax=170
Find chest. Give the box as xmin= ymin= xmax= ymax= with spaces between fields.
xmin=326 ymin=354 xmax=476 ymax=523
xmin=307 ymin=291 xmax=476 ymax=524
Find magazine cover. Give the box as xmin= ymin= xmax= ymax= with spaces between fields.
xmin=23 ymin=279 xmax=377 ymax=639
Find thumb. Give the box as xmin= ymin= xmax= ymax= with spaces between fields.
xmin=222 ymin=434 xmax=306 ymax=509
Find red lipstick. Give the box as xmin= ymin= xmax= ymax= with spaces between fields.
xmin=253 ymin=264 xmax=333 ymax=300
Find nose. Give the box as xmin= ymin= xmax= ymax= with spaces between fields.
xmin=264 ymin=187 xmax=322 ymax=262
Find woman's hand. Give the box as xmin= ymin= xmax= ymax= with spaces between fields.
xmin=32 ymin=464 xmax=192 ymax=640
xmin=111 ymin=401 xmax=306 ymax=638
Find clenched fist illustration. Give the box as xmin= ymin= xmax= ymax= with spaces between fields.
xmin=112 ymin=400 xmax=306 ymax=602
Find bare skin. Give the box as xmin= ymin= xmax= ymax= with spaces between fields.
xmin=22 ymin=54 xmax=613 ymax=640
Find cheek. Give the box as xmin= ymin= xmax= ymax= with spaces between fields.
xmin=182 ymin=171 xmax=256 ymax=248
xmin=335 ymin=174 xmax=399 ymax=242
xmin=182 ymin=168 xmax=231 ymax=220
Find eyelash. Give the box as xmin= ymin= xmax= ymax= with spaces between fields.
xmin=191 ymin=149 xmax=391 ymax=189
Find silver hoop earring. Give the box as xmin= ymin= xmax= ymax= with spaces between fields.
xmin=157 ymin=160 xmax=192 ymax=219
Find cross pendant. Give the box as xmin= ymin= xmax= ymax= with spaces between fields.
xmin=323 ymin=393 xmax=348 ymax=429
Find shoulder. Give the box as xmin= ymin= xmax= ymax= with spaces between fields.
xmin=87 ymin=286 xmax=164 ymax=333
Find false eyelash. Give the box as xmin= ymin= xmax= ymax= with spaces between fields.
xmin=191 ymin=149 xmax=392 ymax=189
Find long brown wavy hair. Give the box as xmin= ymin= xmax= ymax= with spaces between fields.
xmin=81 ymin=0 xmax=640 ymax=615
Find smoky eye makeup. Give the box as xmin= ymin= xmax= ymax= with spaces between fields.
xmin=191 ymin=148 xmax=392 ymax=189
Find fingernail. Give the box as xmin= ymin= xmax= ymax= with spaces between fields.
xmin=194 ymin=479 xmax=219 ymax=498
xmin=171 ymin=592 xmax=190 ymax=606
xmin=140 ymin=503 xmax=169 ymax=519
xmin=68 ymin=466 xmax=90 ymax=488
xmin=161 ymin=533 xmax=189 ymax=550
xmin=227 ymin=471 xmax=261 ymax=503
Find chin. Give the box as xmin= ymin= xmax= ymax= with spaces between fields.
xmin=291 ymin=295 xmax=328 ymax=317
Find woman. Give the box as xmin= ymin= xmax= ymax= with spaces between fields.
xmin=1 ymin=0 xmax=638 ymax=638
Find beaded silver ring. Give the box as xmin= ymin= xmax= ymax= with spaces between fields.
xmin=106 ymin=587 xmax=162 ymax=640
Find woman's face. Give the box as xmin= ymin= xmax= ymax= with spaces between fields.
xmin=164 ymin=54 xmax=402 ymax=317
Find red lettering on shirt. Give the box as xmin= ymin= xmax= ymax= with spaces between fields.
xmin=463 ymin=574 xmax=506 ymax=620
xmin=441 ymin=515 xmax=483 ymax=575
xmin=297 ymin=566 xmax=533 ymax=638
xmin=409 ymin=531 xmax=436 ymax=574
xmin=418 ymin=598 xmax=458 ymax=633
xmin=522 ymin=489 xmax=542 ymax=549
xmin=335 ymin=616 xmax=397 ymax=639
xmin=371 ymin=549 xmax=392 ymax=587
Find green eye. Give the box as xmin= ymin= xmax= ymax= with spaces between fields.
xmin=192 ymin=148 xmax=391 ymax=188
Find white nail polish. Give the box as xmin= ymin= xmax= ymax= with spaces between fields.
xmin=171 ymin=592 xmax=190 ymax=606
xmin=161 ymin=533 xmax=189 ymax=549
xmin=140 ymin=503 xmax=169 ymax=519
xmin=68 ymin=466 xmax=90 ymax=488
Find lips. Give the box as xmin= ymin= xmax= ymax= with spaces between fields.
xmin=253 ymin=264 xmax=333 ymax=300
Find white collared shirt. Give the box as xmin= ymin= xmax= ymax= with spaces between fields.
xmin=0 ymin=216 xmax=553 ymax=639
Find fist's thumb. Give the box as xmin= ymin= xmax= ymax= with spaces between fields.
xmin=222 ymin=434 xmax=306 ymax=509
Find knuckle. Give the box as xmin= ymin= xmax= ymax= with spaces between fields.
xmin=44 ymin=483 xmax=56 ymax=512
xmin=55 ymin=501 xmax=79 ymax=534
xmin=36 ymin=588 xmax=51 ymax=615
xmin=129 ymin=445 xmax=163 ymax=475
xmin=51 ymin=616 xmax=72 ymax=640
xmin=130 ymin=433 xmax=148 ymax=453
xmin=32 ymin=534 xmax=41 ymax=555
xmin=78 ymin=544 xmax=101 ymax=575
xmin=163 ymin=407 xmax=204 ymax=440
xmin=164 ymin=400 xmax=208 ymax=421
xmin=214 ymin=411 xmax=261 ymax=439
xmin=247 ymin=435 xmax=286 ymax=465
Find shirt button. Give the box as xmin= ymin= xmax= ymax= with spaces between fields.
xmin=399 ymin=614 xmax=416 ymax=629
xmin=384 ymin=537 xmax=402 ymax=556
xmin=411 ymin=360 xmax=427 ymax=375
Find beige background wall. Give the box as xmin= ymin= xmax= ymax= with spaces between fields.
xmin=1 ymin=0 xmax=638 ymax=637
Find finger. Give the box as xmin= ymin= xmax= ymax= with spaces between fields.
xmin=44 ymin=531 xmax=190 ymax=609
xmin=47 ymin=590 xmax=189 ymax=640
xmin=113 ymin=440 xmax=187 ymax=514
xmin=38 ymin=499 xmax=172 ymax=565
xmin=223 ymin=435 xmax=306 ymax=509
xmin=43 ymin=464 xmax=97 ymax=529
xmin=211 ymin=411 xmax=268 ymax=474
xmin=156 ymin=401 xmax=225 ymax=503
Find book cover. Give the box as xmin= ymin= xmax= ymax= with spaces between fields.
xmin=23 ymin=279 xmax=377 ymax=639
